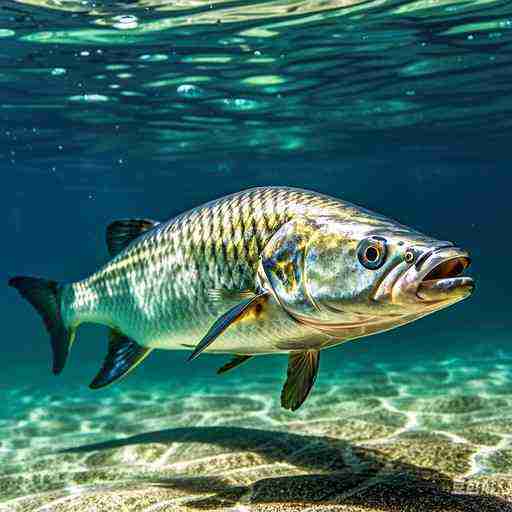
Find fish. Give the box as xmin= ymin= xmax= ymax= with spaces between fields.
xmin=9 ymin=187 xmax=475 ymax=411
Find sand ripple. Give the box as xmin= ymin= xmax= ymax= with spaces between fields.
xmin=1 ymin=356 xmax=512 ymax=510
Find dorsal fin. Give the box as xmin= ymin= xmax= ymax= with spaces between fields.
xmin=106 ymin=218 xmax=159 ymax=257
xmin=89 ymin=329 xmax=152 ymax=389
xmin=281 ymin=350 xmax=320 ymax=411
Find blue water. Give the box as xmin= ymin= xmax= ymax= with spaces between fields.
xmin=2 ymin=0 xmax=512 ymax=508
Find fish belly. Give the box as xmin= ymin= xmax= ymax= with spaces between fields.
xmin=141 ymin=296 xmax=324 ymax=355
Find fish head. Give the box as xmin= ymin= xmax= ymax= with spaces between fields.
xmin=258 ymin=216 xmax=474 ymax=336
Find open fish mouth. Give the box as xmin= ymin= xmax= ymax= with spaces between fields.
xmin=417 ymin=252 xmax=474 ymax=302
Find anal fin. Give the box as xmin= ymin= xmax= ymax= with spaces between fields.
xmin=217 ymin=355 xmax=253 ymax=375
xmin=281 ymin=350 xmax=320 ymax=411
xmin=90 ymin=329 xmax=152 ymax=389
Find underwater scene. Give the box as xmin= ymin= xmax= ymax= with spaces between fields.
xmin=2 ymin=0 xmax=512 ymax=510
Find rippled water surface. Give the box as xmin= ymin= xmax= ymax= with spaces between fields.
xmin=1 ymin=0 xmax=512 ymax=162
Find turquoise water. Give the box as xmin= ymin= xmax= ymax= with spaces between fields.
xmin=2 ymin=0 xmax=512 ymax=509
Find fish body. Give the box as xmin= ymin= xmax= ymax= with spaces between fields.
xmin=9 ymin=187 xmax=475 ymax=410
xmin=65 ymin=188 xmax=335 ymax=355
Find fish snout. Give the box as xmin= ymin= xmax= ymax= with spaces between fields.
xmin=393 ymin=245 xmax=474 ymax=306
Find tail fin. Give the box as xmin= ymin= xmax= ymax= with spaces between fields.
xmin=8 ymin=276 xmax=74 ymax=375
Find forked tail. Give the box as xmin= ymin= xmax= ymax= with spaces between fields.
xmin=8 ymin=276 xmax=75 ymax=374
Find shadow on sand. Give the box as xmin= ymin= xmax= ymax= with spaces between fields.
xmin=65 ymin=426 xmax=511 ymax=511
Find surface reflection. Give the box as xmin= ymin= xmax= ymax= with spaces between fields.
xmin=1 ymin=0 xmax=511 ymax=163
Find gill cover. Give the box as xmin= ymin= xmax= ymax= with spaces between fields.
xmin=259 ymin=217 xmax=324 ymax=322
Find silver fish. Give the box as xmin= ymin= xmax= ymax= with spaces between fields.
xmin=9 ymin=187 xmax=474 ymax=410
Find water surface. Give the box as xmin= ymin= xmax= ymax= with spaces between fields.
xmin=1 ymin=0 xmax=511 ymax=162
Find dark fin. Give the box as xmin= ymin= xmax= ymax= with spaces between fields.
xmin=106 ymin=218 xmax=159 ymax=257
xmin=281 ymin=350 xmax=320 ymax=411
xmin=89 ymin=329 xmax=152 ymax=389
xmin=9 ymin=276 xmax=75 ymax=375
xmin=188 ymin=292 xmax=269 ymax=362
xmin=217 ymin=355 xmax=253 ymax=375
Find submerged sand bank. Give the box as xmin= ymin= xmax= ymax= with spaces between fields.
xmin=1 ymin=356 xmax=512 ymax=511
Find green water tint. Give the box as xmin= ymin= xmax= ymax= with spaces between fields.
xmin=1 ymin=0 xmax=511 ymax=163
xmin=1 ymin=354 xmax=512 ymax=510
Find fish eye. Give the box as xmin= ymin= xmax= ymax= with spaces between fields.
xmin=357 ymin=238 xmax=387 ymax=270
xmin=366 ymin=246 xmax=379 ymax=262
xmin=405 ymin=249 xmax=415 ymax=264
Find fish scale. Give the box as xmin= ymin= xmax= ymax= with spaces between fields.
xmin=64 ymin=187 xmax=339 ymax=353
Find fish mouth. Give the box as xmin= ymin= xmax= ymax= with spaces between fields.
xmin=416 ymin=250 xmax=474 ymax=303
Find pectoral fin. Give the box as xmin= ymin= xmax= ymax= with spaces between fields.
xmin=188 ymin=292 xmax=269 ymax=361
xmin=217 ymin=355 xmax=253 ymax=374
xmin=90 ymin=329 xmax=152 ymax=389
xmin=281 ymin=350 xmax=320 ymax=411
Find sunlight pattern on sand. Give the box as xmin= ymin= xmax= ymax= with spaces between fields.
xmin=1 ymin=355 xmax=512 ymax=510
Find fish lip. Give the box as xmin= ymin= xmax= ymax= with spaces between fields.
xmin=417 ymin=276 xmax=475 ymax=302
xmin=414 ymin=248 xmax=474 ymax=302
xmin=390 ymin=246 xmax=474 ymax=305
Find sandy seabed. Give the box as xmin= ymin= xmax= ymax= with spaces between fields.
xmin=1 ymin=354 xmax=512 ymax=511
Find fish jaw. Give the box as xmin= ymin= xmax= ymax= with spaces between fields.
xmin=389 ymin=246 xmax=475 ymax=309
